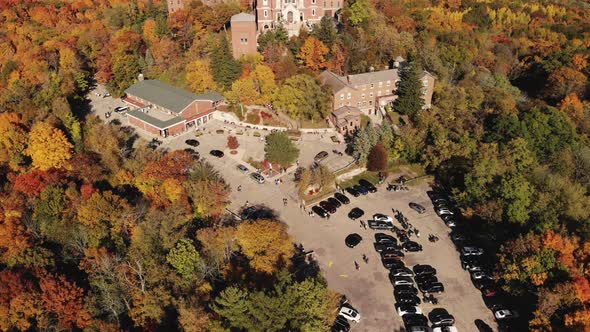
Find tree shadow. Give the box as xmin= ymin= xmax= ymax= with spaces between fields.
xmin=475 ymin=319 xmax=494 ymax=332
xmin=291 ymin=243 xmax=321 ymax=281
xmin=238 ymin=204 xmax=279 ymax=221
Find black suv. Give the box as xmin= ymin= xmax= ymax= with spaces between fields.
xmin=368 ymin=220 xmax=394 ymax=230
xmin=420 ymin=282 xmax=445 ymax=294
xmin=394 ymin=284 xmax=418 ymax=296
xmin=394 ymin=293 xmax=421 ymax=305
xmin=334 ymin=193 xmax=350 ymax=205
xmin=311 ymin=206 xmax=329 ymax=218
xmin=358 ymin=179 xmax=377 ymax=193
xmin=346 ymin=187 xmax=361 ymax=197
xmin=375 ymin=233 xmax=397 ymax=244
xmin=403 ymin=241 xmax=423 ymax=252
xmin=327 ymin=197 xmax=342 ymax=208
xmin=319 ymin=200 xmax=337 ymax=214
xmin=413 ymin=264 xmax=437 ymax=276
xmin=209 ymin=150 xmax=224 ymax=157
xmin=354 ymin=184 xmax=369 ymax=195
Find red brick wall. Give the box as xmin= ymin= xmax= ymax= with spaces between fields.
xmin=129 ymin=116 xmax=161 ymax=136
xmin=231 ymin=21 xmax=257 ymax=59
xmin=167 ymin=122 xmax=186 ymax=136
xmin=181 ymin=100 xmax=214 ymax=120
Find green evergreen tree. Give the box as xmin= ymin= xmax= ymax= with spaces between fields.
xmin=312 ymin=16 xmax=338 ymax=49
xmin=393 ymin=56 xmax=425 ymax=116
xmin=166 ymin=239 xmax=203 ymax=280
xmin=210 ymin=36 xmax=242 ymax=90
xmin=212 ymin=287 xmax=252 ymax=330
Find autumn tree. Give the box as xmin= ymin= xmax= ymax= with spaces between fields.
xmin=367 ymin=142 xmax=388 ymax=171
xmin=0 ymin=113 xmax=27 ymax=170
xmin=186 ymin=59 xmax=218 ymax=93
xmin=271 ymin=74 xmax=330 ymax=121
xmin=236 ymin=219 xmax=295 ymax=274
xmin=225 ymin=78 xmax=258 ymax=105
xmin=38 ymin=273 xmax=90 ymax=330
xmin=166 ymin=239 xmax=204 ymax=280
xmin=298 ymin=37 xmax=329 ymax=71
xmin=227 ymin=136 xmax=239 ymax=150
xmin=545 ymin=67 xmax=587 ymax=101
xmin=26 ymin=122 xmax=73 ymax=171
xmin=251 ymin=64 xmax=277 ymax=104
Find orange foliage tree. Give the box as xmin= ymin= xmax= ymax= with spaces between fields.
xmin=298 ymin=37 xmax=329 ymax=71
xmin=38 ymin=272 xmax=90 ymax=330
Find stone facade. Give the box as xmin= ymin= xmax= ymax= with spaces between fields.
xmin=231 ymin=13 xmax=258 ymax=59
xmin=256 ymin=0 xmax=342 ymax=36
xmin=319 ymin=65 xmax=436 ymax=119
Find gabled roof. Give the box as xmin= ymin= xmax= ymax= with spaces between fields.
xmin=127 ymin=108 xmax=185 ymax=129
xmin=125 ymin=80 xmax=222 ymax=114
xmin=319 ymin=71 xmax=349 ymax=93
xmin=332 ymin=106 xmax=362 ymax=118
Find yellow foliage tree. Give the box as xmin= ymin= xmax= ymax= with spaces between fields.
xmin=251 ymin=64 xmax=277 ymax=104
xmin=26 ymin=122 xmax=73 ymax=171
xmin=236 ymin=219 xmax=295 ymax=274
xmin=225 ymin=78 xmax=258 ymax=106
xmin=186 ymin=59 xmax=218 ymax=93
xmin=0 ymin=113 xmax=28 ymax=171
xmin=559 ymin=93 xmax=585 ymax=125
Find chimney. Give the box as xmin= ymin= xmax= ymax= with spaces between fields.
xmin=138 ymin=73 xmax=144 ymax=81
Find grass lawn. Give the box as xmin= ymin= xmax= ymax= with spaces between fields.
xmin=337 ymin=171 xmax=380 ymax=189
xmin=299 ymin=119 xmax=329 ymax=129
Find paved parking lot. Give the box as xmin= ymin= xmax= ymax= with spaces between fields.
xmin=89 ymin=87 xmax=496 ymax=331
xmin=164 ymin=135 xmax=497 ymax=332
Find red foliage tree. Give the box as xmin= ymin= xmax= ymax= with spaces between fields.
xmin=367 ymin=142 xmax=388 ymax=171
xmin=227 ymin=136 xmax=239 ymax=150
xmin=141 ymin=150 xmax=194 ymax=182
xmin=38 ymin=273 xmax=90 ymax=330
xmin=80 ymin=183 xmax=97 ymax=200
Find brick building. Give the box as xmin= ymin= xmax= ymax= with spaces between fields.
xmin=123 ymin=80 xmax=224 ymax=137
xmin=231 ymin=13 xmax=258 ymax=59
xmin=330 ymin=106 xmax=362 ymax=135
xmin=256 ymin=0 xmax=342 ymax=36
xmin=319 ymin=64 xmax=436 ymax=120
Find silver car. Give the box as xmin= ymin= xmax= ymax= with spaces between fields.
xmin=250 ymin=172 xmax=265 ymax=184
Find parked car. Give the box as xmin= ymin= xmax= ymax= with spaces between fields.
xmin=397 ymin=305 xmax=423 ymax=317
xmin=374 ymin=242 xmax=399 ymax=253
xmin=390 ymin=268 xmax=414 ymax=278
xmin=407 ymin=326 xmax=432 ymax=332
xmin=209 ymin=150 xmax=224 ymax=158
xmin=393 ymin=276 xmax=414 ymax=286
xmin=320 ymin=200 xmax=337 ymax=214
xmin=382 ymin=257 xmax=405 ymax=269
xmin=345 ymin=187 xmax=361 ymax=197
xmin=436 ymin=207 xmax=454 ymax=215
xmin=481 ymin=284 xmax=498 ymax=297
xmin=312 ymin=206 xmax=329 ymax=218
xmin=338 ymin=306 xmax=361 ymax=323
xmin=314 ymin=151 xmax=329 ymax=162
xmin=443 ymin=218 xmax=457 ymax=227
xmin=403 ymin=314 xmax=428 ymax=328
xmin=461 ymin=246 xmax=484 ymax=256
xmin=394 ymin=284 xmax=418 ymax=296
xmin=334 ymin=193 xmax=350 ymax=205
xmin=449 ymin=231 xmax=468 ymax=244
xmin=419 ymin=282 xmax=445 ymax=294
xmin=433 ymin=326 xmax=457 ymax=332
xmin=403 ymin=241 xmax=423 ymax=252
xmin=415 ymin=274 xmax=438 ymax=286
xmin=381 ymin=249 xmax=405 ymax=259
xmin=460 ymin=255 xmax=483 ymax=271
xmin=368 ymin=220 xmax=394 ymax=230
xmin=494 ymin=309 xmax=519 ymax=321
xmin=185 ymin=139 xmax=200 ymax=147
xmin=358 ymin=179 xmax=377 ymax=193
xmin=183 ymin=148 xmax=199 ymax=159
xmin=237 ymin=164 xmax=249 ymax=173
xmin=471 ymin=271 xmax=494 ymax=282
xmin=409 ymin=202 xmax=426 ymax=214
xmin=394 ymin=293 xmax=421 ymax=305
xmin=332 ymin=316 xmax=350 ymax=332
xmin=429 ymin=309 xmax=455 ymax=327
xmin=327 ymin=197 xmax=342 ymax=208
xmin=373 ymin=213 xmax=394 ymax=223
xmin=345 ymin=233 xmax=362 ymax=248
xmin=114 ymin=106 xmax=129 ymax=113
xmin=250 ymin=172 xmax=265 ymax=184
xmin=348 ymin=207 xmax=364 ymax=220
xmin=375 ymin=233 xmax=397 ymax=244
xmin=354 ymin=184 xmax=369 ymax=195
xmin=413 ymin=264 xmax=437 ymax=276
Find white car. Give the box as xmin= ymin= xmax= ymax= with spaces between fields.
xmin=396 ymin=305 xmax=422 ymax=316
xmin=433 ymin=326 xmax=458 ymax=332
xmin=393 ymin=276 xmax=414 ymax=286
xmin=436 ymin=207 xmax=454 ymax=215
xmin=250 ymin=172 xmax=265 ymax=184
xmin=338 ymin=306 xmax=361 ymax=323
xmin=461 ymin=246 xmax=484 ymax=256
xmin=373 ymin=213 xmax=393 ymax=223
xmin=494 ymin=309 xmax=519 ymax=320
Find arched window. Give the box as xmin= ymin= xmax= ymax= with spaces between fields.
xmin=287 ymin=11 xmax=294 ymax=23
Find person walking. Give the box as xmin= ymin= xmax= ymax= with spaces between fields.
xmin=354 ymin=261 xmax=360 ymax=270
xmin=362 ymin=254 xmax=369 ymax=264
